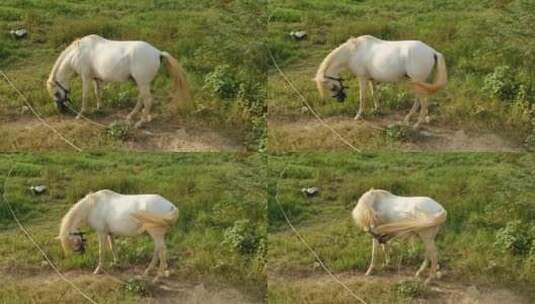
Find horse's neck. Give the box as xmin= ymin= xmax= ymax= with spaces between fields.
xmin=318 ymin=43 xmax=353 ymax=78
xmin=60 ymin=195 xmax=94 ymax=235
xmin=50 ymin=47 xmax=77 ymax=88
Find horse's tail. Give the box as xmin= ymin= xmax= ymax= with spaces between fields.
xmin=374 ymin=210 xmax=447 ymax=236
xmin=160 ymin=51 xmax=192 ymax=111
xmin=411 ymin=52 xmax=448 ymax=95
xmin=352 ymin=191 xmax=379 ymax=231
xmin=131 ymin=208 xmax=179 ymax=232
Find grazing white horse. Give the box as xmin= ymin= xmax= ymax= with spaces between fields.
xmin=57 ymin=189 xmax=179 ymax=281
xmin=315 ymin=35 xmax=448 ymax=128
xmin=47 ymin=34 xmax=191 ymax=128
xmin=352 ymin=189 xmax=447 ymax=284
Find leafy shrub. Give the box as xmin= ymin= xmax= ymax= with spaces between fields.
xmin=204 ymin=65 xmax=240 ymax=99
xmin=106 ymin=120 xmax=131 ymax=141
xmin=385 ymin=123 xmax=408 ymax=141
xmin=393 ymin=279 xmax=428 ymax=298
xmin=495 ymin=220 xmax=535 ymax=255
xmin=223 ymin=219 xmax=261 ymax=255
xmin=123 ymin=278 xmax=151 ymax=296
xmin=483 ymin=66 xmax=519 ymax=102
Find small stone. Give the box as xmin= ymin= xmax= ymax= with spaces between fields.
xmin=10 ymin=29 xmax=28 ymax=39
xmin=289 ymin=31 xmax=307 ymax=40
xmin=29 ymin=185 xmax=47 ymax=194
xmin=301 ymin=187 xmax=319 ymax=197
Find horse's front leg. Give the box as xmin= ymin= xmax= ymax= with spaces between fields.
xmin=93 ymin=233 xmax=107 ymax=274
xmin=107 ymin=234 xmax=118 ymax=265
xmin=365 ymin=238 xmax=379 ymax=276
xmin=369 ymin=81 xmax=379 ymax=112
xmin=354 ymin=78 xmax=368 ymax=120
xmin=77 ymin=77 xmax=90 ymax=119
xmin=93 ymin=80 xmax=101 ymax=111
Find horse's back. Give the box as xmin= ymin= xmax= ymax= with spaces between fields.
xmin=90 ymin=190 xmax=176 ymax=235
xmin=78 ymin=35 xmax=161 ymax=83
xmin=378 ymin=193 xmax=445 ymax=222
xmin=351 ymin=36 xmax=436 ymax=82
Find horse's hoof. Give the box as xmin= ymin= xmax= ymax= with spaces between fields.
xmin=134 ymin=121 xmax=144 ymax=129
xmin=436 ymin=271 xmax=443 ymax=279
xmin=93 ymin=268 xmax=102 ymax=275
xmin=364 ymin=270 xmax=373 ymax=276
xmin=412 ymin=123 xmax=421 ymax=130
xmin=76 ymin=115 xmax=82 ymax=120
xmin=354 ymin=114 xmax=363 ymax=121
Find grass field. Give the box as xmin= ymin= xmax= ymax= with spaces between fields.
xmin=0 ymin=0 xmax=267 ymax=152
xmin=268 ymin=0 xmax=534 ymax=152
xmin=0 ymin=152 xmax=266 ymax=303
xmin=268 ymin=152 xmax=535 ymax=303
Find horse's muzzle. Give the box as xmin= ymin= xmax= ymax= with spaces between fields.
xmin=334 ymin=90 xmax=347 ymax=102
xmin=55 ymin=99 xmax=70 ymax=114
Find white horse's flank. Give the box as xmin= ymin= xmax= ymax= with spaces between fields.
xmin=352 ymin=189 xmax=447 ymax=283
xmin=47 ymin=34 xmax=191 ymax=127
xmin=57 ymin=189 xmax=179 ymax=280
xmin=315 ymin=35 xmax=447 ymax=128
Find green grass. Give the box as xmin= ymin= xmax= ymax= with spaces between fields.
xmin=268 ymin=152 xmax=535 ymax=303
xmin=268 ymin=0 xmax=534 ymax=150
xmin=0 ymin=0 xmax=267 ymax=151
xmin=0 ymin=152 xmax=267 ymax=303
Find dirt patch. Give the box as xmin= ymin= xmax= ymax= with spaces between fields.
xmin=2 ymin=269 xmax=260 ymax=304
xmin=269 ymin=114 xmax=523 ymax=152
xmin=0 ymin=114 xmax=244 ymax=152
xmin=269 ymin=271 xmax=532 ymax=304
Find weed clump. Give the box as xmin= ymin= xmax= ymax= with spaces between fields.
xmin=393 ymin=279 xmax=428 ymax=298
xmin=495 ymin=220 xmax=535 ymax=255
xmin=123 ymin=278 xmax=152 ymax=296
xmin=385 ymin=123 xmax=409 ymax=141
xmin=106 ymin=120 xmax=131 ymax=141
xmin=223 ymin=219 xmax=262 ymax=255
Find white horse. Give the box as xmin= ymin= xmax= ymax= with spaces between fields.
xmin=352 ymin=189 xmax=447 ymax=284
xmin=47 ymin=34 xmax=191 ymax=128
xmin=315 ymin=35 xmax=448 ymax=128
xmin=57 ymin=189 xmax=179 ymax=281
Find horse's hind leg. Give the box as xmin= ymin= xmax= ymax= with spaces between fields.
xmin=365 ymin=238 xmax=379 ymax=276
xmin=135 ymin=85 xmax=153 ymax=128
xmin=127 ymin=95 xmax=143 ymax=123
xmin=420 ymin=229 xmax=440 ymax=284
xmin=381 ymin=243 xmax=390 ymax=266
xmin=414 ymin=95 xmax=429 ymax=129
xmin=403 ymin=98 xmax=420 ymax=125
xmin=415 ymin=257 xmax=429 ymax=278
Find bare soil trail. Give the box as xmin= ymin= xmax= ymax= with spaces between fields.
xmin=2 ymin=268 xmax=261 ymax=304
xmin=268 ymin=113 xmax=524 ymax=152
xmin=269 ymin=271 xmax=533 ymax=304
xmin=0 ymin=113 xmax=244 ymax=152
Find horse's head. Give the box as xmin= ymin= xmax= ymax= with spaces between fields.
xmin=315 ymin=76 xmax=347 ymax=102
xmin=46 ymin=80 xmax=72 ymax=113
xmin=56 ymin=231 xmax=87 ymax=254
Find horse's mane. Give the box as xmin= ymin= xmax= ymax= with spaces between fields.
xmin=58 ymin=192 xmax=95 ymax=252
xmin=46 ymin=38 xmax=81 ymax=91
xmin=314 ymin=37 xmax=364 ymax=97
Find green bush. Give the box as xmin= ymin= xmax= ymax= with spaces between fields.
xmin=204 ymin=65 xmax=240 ymax=100
xmin=393 ymin=279 xmax=428 ymax=298
xmin=223 ymin=219 xmax=262 ymax=255
xmin=483 ymin=66 xmax=519 ymax=102
xmin=495 ymin=220 xmax=535 ymax=255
